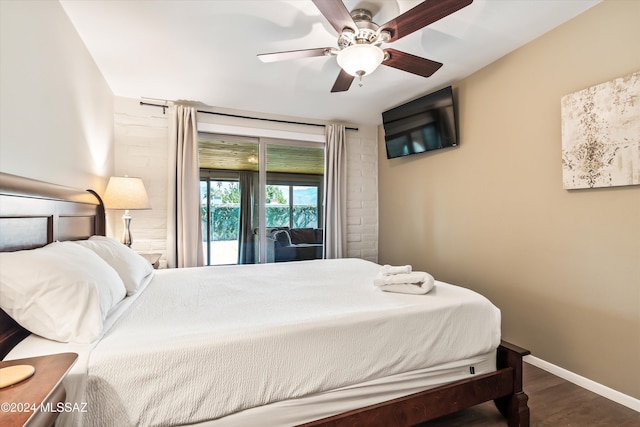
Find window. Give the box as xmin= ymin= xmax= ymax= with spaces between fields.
xmin=265 ymin=176 xmax=323 ymax=229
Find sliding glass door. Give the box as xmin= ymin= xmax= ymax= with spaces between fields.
xmin=200 ymin=136 xmax=260 ymax=265
xmin=200 ymin=176 xmax=247 ymax=266
xmin=262 ymin=141 xmax=324 ymax=263
xmin=199 ymin=134 xmax=324 ymax=265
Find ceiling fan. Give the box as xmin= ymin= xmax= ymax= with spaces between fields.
xmin=257 ymin=0 xmax=473 ymax=92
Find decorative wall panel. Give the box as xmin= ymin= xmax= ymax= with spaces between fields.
xmin=561 ymin=72 xmax=639 ymax=189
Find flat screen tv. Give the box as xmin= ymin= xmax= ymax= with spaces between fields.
xmin=382 ymin=86 xmax=458 ymax=159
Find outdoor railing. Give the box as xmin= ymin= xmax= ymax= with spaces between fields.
xmin=202 ymin=204 xmax=318 ymax=241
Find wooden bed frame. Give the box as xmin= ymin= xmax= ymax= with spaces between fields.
xmin=0 ymin=172 xmax=530 ymax=427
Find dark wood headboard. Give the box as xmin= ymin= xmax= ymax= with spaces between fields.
xmin=0 ymin=172 xmax=106 ymax=358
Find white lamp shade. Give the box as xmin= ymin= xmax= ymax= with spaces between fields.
xmin=103 ymin=176 xmax=150 ymax=210
xmin=336 ymin=44 xmax=384 ymax=77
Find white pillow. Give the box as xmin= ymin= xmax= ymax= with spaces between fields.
xmin=75 ymin=236 xmax=154 ymax=295
xmin=0 ymin=242 xmax=126 ymax=343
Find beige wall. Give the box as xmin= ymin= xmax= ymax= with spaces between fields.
xmin=0 ymin=0 xmax=114 ymax=191
xmin=379 ymin=0 xmax=639 ymax=398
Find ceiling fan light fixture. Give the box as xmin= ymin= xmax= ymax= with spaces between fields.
xmin=336 ymin=44 xmax=384 ymax=77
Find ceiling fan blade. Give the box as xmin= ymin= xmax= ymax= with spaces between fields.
xmin=331 ymin=69 xmax=355 ymax=93
xmin=380 ymin=0 xmax=473 ymax=42
xmin=258 ymin=48 xmax=331 ymax=63
xmin=312 ymin=0 xmax=358 ymax=34
xmin=382 ymin=48 xmax=443 ymax=78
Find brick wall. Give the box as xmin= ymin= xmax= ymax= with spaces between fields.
xmin=113 ymin=97 xmax=169 ymax=267
xmin=345 ymin=131 xmax=379 ymax=262
xmin=113 ymin=97 xmax=378 ymax=265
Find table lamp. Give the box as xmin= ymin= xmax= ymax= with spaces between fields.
xmin=103 ymin=176 xmax=150 ymax=247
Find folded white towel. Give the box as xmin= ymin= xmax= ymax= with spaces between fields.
xmin=379 ymin=264 xmax=412 ymax=276
xmin=374 ymin=272 xmax=435 ymax=295
xmin=374 ymin=271 xmax=427 ymax=285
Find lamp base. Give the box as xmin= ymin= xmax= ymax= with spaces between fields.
xmin=121 ymin=210 xmax=133 ymax=247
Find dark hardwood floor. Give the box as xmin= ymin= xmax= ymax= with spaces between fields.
xmin=416 ymin=362 xmax=640 ymax=426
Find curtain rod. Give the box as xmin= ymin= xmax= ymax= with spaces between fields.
xmin=139 ymin=101 xmax=358 ymax=131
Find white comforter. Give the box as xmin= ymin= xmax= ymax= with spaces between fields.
xmin=83 ymin=258 xmax=500 ymax=426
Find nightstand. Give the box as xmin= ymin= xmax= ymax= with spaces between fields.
xmin=0 ymin=352 xmax=77 ymax=427
xmin=140 ymin=253 xmax=161 ymax=269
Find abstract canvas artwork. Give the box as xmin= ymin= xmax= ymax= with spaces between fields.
xmin=561 ymin=72 xmax=639 ymax=190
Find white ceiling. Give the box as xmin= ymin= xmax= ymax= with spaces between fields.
xmin=59 ymin=0 xmax=600 ymax=126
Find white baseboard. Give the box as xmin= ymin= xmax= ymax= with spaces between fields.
xmin=524 ymin=355 xmax=640 ymax=412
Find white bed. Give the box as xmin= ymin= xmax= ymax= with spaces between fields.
xmin=0 ymin=172 xmax=530 ymax=427
xmin=7 ymin=258 xmax=500 ymax=426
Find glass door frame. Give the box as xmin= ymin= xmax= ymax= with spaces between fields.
xmin=199 ymin=132 xmax=325 ymax=264
xmin=199 ymin=170 xmax=241 ymax=266
xmin=258 ymin=137 xmax=324 ymax=263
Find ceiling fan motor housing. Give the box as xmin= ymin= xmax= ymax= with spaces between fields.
xmin=338 ymin=9 xmax=389 ymax=48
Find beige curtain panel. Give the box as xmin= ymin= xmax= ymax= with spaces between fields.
xmin=166 ymin=104 xmax=204 ymax=268
xmin=323 ymin=123 xmax=347 ymax=259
